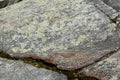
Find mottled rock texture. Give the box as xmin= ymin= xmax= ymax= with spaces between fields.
xmin=0 ymin=57 xmax=67 ymax=80
xmin=79 ymin=50 xmax=120 ymax=80
xmin=7 ymin=0 xmax=20 ymax=5
xmin=90 ymin=0 xmax=118 ymax=19
xmin=0 ymin=0 xmax=120 ymax=70
xmin=102 ymin=0 xmax=120 ymax=11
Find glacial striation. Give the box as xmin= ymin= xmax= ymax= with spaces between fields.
xmin=0 ymin=0 xmax=120 ymax=70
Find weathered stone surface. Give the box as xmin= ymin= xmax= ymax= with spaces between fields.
xmin=0 ymin=0 xmax=20 ymax=8
xmin=7 ymin=0 xmax=20 ymax=5
xmin=0 ymin=57 xmax=67 ymax=80
xmin=79 ymin=50 xmax=120 ymax=80
xmin=116 ymin=13 xmax=120 ymax=27
xmin=102 ymin=0 xmax=120 ymax=11
xmin=0 ymin=0 xmax=120 ymax=70
xmin=90 ymin=0 xmax=118 ymax=19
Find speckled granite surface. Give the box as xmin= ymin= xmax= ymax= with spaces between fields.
xmin=102 ymin=0 xmax=120 ymax=11
xmin=0 ymin=0 xmax=120 ymax=70
xmin=0 ymin=57 xmax=67 ymax=80
xmin=80 ymin=50 xmax=120 ymax=80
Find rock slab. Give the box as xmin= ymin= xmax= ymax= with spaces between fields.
xmin=0 ymin=0 xmax=120 ymax=70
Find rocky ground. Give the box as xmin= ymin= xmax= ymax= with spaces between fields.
xmin=0 ymin=0 xmax=120 ymax=80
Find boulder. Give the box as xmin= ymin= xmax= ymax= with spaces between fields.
xmin=0 ymin=0 xmax=120 ymax=70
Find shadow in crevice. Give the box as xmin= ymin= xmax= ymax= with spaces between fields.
xmin=0 ymin=51 xmax=99 ymax=80
xmin=102 ymin=0 xmax=120 ymax=11
xmin=0 ymin=0 xmax=23 ymax=9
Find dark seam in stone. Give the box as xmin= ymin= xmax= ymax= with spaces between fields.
xmin=0 ymin=0 xmax=22 ymax=9
xmin=0 ymin=51 xmax=98 ymax=80
xmin=76 ymin=47 xmax=120 ymax=72
xmin=93 ymin=2 xmax=118 ymax=24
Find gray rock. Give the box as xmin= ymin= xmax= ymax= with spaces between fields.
xmin=79 ymin=50 xmax=120 ymax=80
xmin=0 ymin=0 xmax=20 ymax=8
xmin=0 ymin=0 xmax=120 ymax=70
xmin=102 ymin=0 xmax=120 ymax=11
xmin=90 ymin=0 xmax=118 ymax=19
xmin=7 ymin=0 xmax=21 ymax=5
xmin=0 ymin=57 xmax=67 ymax=80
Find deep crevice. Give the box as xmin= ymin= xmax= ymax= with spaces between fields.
xmin=0 ymin=51 xmax=99 ymax=80
xmin=0 ymin=47 xmax=120 ymax=80
xmin=0 ymin=47 xmax=119 ymax=80
xmin=0 ymin=0 xmax=22 ymax=9
xmin=90 ymin=0 xmax=119 ymax=25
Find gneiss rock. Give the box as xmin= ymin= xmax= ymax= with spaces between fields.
xmin=0 ymin=0 xmax=120 ymax=70
xmin=0 ymin=57 xmax=67 ymax=80
xmin=79 ymin=50 xmax=120 ymax=80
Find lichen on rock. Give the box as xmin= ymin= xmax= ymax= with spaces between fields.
xmin=0 ymin=0 xmax=120 ymax=71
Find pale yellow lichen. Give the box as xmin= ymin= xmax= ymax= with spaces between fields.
xmin=107 ymin=23 xmax=116 ymax=32
xmin=57 ymin=44 xmax=67 ymax=50
xmin=117 ymin=61 xmax=120 ymax=69
xmin=106 ymin=58 xmax=117 ymax=63
xmin=75 ymin=35 xmax=87 ymax=45
xmin=110 ymin=76 xmax=118 ymax=80
xmin=41 ymin=43 xmax=67 ymax=52
xmin=12 ymin=47 xmax=31 ymax=53
xmin=5 ymin=63 xmax=13 ymax=68
xmin=0 ymin=61 xmax=2 ymax=65
xmin=12 ymin=35 xmax=17 ymax=40
xmin=34 ymin=0 xmax=49 ymax=6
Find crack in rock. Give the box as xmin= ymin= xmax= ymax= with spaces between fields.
xmin=0 ymin=0 xmax=120 ymax=80
xmin=0 ymin=55 xmax=67 ymax=80
xmin=0 ymin=51 xmax=98 ymax=80
xmin=0 ymin=0 xmax=22 ymax=8
xmin=79 ymin=50 xmax=120 ymax=80
xmin=89 ymin=0 xmax=119 ymax=21
xmin=0 ymin=0 xmax=120 ymax=71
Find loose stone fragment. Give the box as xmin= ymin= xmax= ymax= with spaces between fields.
xmin=0 ymin=57 xmax=67 ymax=80
xmin=79 ymin=50 xmax=120 ymax=80
xmin=0 ymin=0 xmax=120 ymax=70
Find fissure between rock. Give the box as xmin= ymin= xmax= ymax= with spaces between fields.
xmin=0 ymin=47 xmax=120 ymax=80
xmin=0 ymin=51 xmax=98 ymax=80
xmin=91 ymin=0 xmax=119 ymax=25
xmin=0 ymin=0 xmax=22 ymax=8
